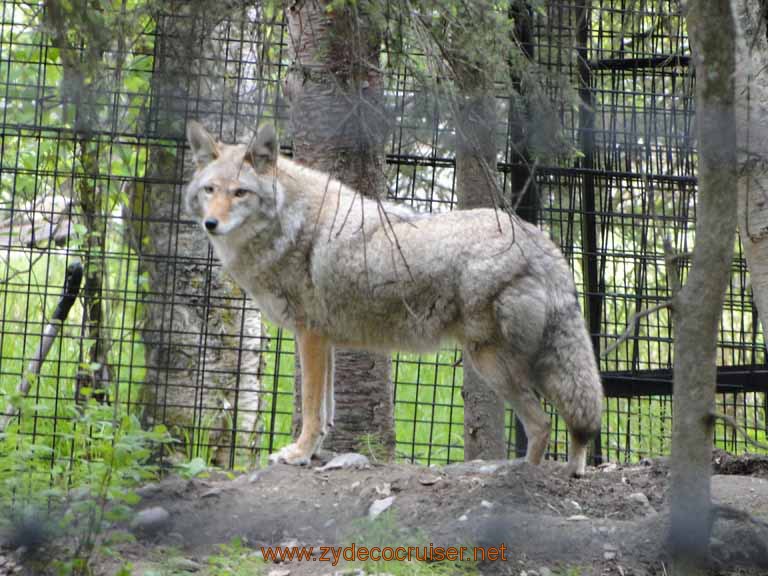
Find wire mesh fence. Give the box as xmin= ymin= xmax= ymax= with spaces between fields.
xmin=0 ymin=0 xmax=766 ymax=478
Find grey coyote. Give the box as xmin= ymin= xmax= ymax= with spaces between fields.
xmin=185 ymin=121 xmax=603 ymax=476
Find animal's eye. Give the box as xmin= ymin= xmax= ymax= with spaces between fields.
xmin=203 ymin=186 xmax=214 ymax=195
xmin=234 ymin=188 xmax=249 ymax=198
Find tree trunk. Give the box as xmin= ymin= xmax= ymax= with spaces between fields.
xmin=456 ymin=92 xmax=506 ymax=461
xmin=44 ymin=0 xmax=112 ymax=405
xmin=734 ymin=0 xmax=768 ymax=348
xmin=284 ymin=0 xmax=394 ymax=458
xmin=135 ymin=4 xmax=264 ymax=467
xmin=509 ymin=2 xmax=544 ymax=460
xmin=456 ymin=1 xmax=550 ymax=462
xmin=669 ymin=1 xmax=737 ymax=571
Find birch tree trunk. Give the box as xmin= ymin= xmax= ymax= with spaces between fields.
xmin=669 ymin=1 xmax=737 ymax=571
xmin=135 ymin=4 xmax=264 ymax=467
xmin=284 ymin=0 xmax=395 ymax=458
xmin=734 ymin=0 xmax=768 ymax=348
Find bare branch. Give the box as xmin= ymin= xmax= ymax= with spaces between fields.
xmin=0 ymin=251 xmax=46 ymax=286
xmin=710 ymin=410 xmax=768 ymax=452
xmin=602 ymin=301 xmax=673 ymax=358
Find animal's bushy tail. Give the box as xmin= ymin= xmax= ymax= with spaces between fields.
xmin=535 ymin=311 xmax=603 ymax=446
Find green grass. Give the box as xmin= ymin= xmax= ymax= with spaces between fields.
xmin=343 ymin=511 xmax=480 ymax=576
xmin=203 ymin=538 xmax=267 ymax=576
xmin=256 ymin=332 xmax=470 ymax=464
xmin=393 ymin=350 xmax=467 ymax=463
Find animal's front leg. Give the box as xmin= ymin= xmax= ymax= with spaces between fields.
xmin=269 ymin=328 xmax=330 ymax=465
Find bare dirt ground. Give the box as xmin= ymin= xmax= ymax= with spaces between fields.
xmin=6 ymin=452 xmax=768 ymax=575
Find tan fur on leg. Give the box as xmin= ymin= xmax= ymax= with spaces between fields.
xmin=270 ymin=328 xmax=330 ymax=465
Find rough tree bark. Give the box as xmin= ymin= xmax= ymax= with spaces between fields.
xmin=284 ymin=0 xmax=395 ymax=458
xmin=733 ymin=0 xmax=768 ymax=348
xmin=135 ymin=3 xmax=264 ymax=467
xmin=448 ymin=0 xmax=528 ymax=461
xmin=456 ymin=89 xmax=507 ymax=461
xmin=669 ymin=0 xmax=737 ymax=571
xmin=440 ymin=1 xmax=547 ymax=461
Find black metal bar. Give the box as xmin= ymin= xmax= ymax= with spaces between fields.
xmin=576 ymin=0 xmax=603 ymax=464
xmin=590 ymin=55 xmax=690 ymax=70
xmin=602 ymin=365 xmax=768 ymax=398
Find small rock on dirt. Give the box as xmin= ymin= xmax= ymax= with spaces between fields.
xmin=248 ymin=470 xmax=266 ymax=483
xmin=135 ymin=482 xmax=161 ymax=497
xmin=627 ymin=492 xmax=649 ymax=506
xmin=603 ymin=543 xmax=619 ymax=560
xmin=374 ymin=483 xmax=391 ymax=497
xmin=168 ymin=557 xmax=202 ymax=572
xmin=131 ymin=506 xmax=171 ymax=534
xmin=201 ymin=487 xmax=223 ymax=498
xmin=626 ymin=492 xmax=657 ymax=516
xmin=418 ymin=473 xmax=442 ymax=486
xmin=166 ymin=532 xmax=186 ymax=547
xmin=368 ymin=496 xmax=395 ymax=519
xmin=267 ymin=569 xmax=292 ymax=576
xmin=316 ymin=453 xmax=370 ymax=471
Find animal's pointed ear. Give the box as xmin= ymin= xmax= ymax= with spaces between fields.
xmin=245 ymin=125 xmax=278 ymax=173
xmin=186 ymin=120 xmax=219 ymax=168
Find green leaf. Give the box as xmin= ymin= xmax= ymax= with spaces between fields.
xmin=178 ymin=457 xmax=208 ymax=479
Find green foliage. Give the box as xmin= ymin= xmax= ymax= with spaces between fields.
xmin=177 ymin=456 xmax=209 ymax=480
xmin=0 ymin=400 xmax=171 ymax=574
xmin=44 ymin=0 xmax=155 ymax=132
xmin=356 ymin=431 xmax=393 ymax=463
xmin=0 ymin=247 xmax=148 ymax=442
xmin=204 ymin=537 xmax=266 ymax=576
xmin=344 ymin=511 xmax=479 ymax=575
xmin=531 ymin=568 xmax=586 ymax=576
xmin=369 ymin=0 xmax=574 ymax=162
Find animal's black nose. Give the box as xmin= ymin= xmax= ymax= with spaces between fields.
xmin=204 ymin=218 xmax=218 ymax=232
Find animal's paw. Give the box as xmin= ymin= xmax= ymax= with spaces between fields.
xmin=269 ymin=442 xmax=313 ymax=466
xmin=564 ymin=461 xmax=587 ymax=479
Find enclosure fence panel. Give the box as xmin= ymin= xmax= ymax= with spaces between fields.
xmin=1 ymin=0 xmax=766 ymax=478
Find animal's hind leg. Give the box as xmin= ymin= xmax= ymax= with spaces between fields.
xmin=507 ymin=386 xmax=551 ymax=465
xmin=468 ymin=347 xmax=550 ymax=465
xmin=567 ymin=431 xmax=590 ymax=478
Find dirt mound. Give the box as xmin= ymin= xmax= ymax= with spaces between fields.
xmin=713 ymin=450 xmax=768 ymax=478
xmin=8 ymin=455 xmax=768 ymax=575
xmin=110 ymin=456 xmax=768 ymax=575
